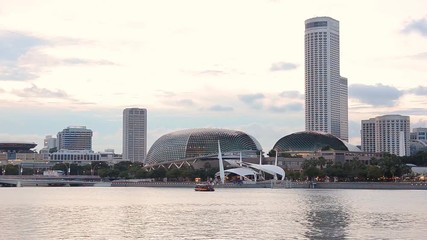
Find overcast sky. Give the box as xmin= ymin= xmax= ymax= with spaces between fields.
xmin=1 ymin=0 xmax=426 ymax=153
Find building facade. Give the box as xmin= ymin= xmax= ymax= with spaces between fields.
xmin=57 ymin=126 xmax=93 ymax=151
xmin=304 ymin=16 xmax=348 ymax=141
xmin=43 ymin=135 xmax=58 ymax=150
xmin=361 ymin=115 xmax=410 ymax=156
xmin=411 ymin=128 xmax=427 ymax=142
xmin=123 ymin=108 xmax=147 ymax=163
xmin=339 ymin=77 xmax=348 ymax=141
xmin=410 ymin=127 xmax=427 ymax=155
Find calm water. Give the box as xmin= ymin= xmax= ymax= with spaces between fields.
xmin=0 ymin=187 xmax=426 ymax=240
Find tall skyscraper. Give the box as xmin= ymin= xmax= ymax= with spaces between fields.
xmin=57 ymin=126 xmax=93 ymax=151
xmin=361 ymin=115 xmax=410 ymax=156
xmin=123 ymin=108 xmax=147 ymax=163
xmin=339 ymin=77 xmax=348 ymax=141
xmin=304 ymin=16 xmax=348 ymax=141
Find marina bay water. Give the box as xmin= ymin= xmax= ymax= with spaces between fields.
xmin=1 ymin=187 xmax=426 ymax=239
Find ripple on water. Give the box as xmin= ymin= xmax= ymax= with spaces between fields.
xmin=0 ymin=188 xmax=426 ymax=240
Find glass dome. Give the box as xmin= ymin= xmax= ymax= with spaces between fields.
xmin=272 ymin=131 xmax=360 ymax=152
xmin=145 ymin=128 xmax=262 ymax=165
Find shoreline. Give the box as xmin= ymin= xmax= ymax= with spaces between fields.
xmin=110 ymin=180 xmax=427 ymax=190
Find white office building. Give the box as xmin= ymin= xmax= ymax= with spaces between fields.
xmin=43 ymin=135 xmax=58 ymax=150
xmin=304 ymin=16 xmax=348 ymax=141
xmin=57 ymin=126 xmax=93 ymax=151
xmin=361 ymin=115 xmax=410 ymax=156
xmin=123 ymin=108 xmax=147 ymax=163
xmin=339 ymin=77 xmax=348 ymax=141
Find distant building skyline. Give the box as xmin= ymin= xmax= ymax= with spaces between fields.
xmin=123 ymin=108 xmax=147 ymax=163
xmin=304 ymin=16 xmax=348 ymax=142
xmin=361 ymin=115 xmax=410 ymax=156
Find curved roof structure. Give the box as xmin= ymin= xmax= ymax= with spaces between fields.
xmin=145 ymin=128 xmax=262 ymax=165
xmin=224 ymin=167 xmax=258 ymax=178
xmin=248 ymin=164 xmax=286 ymax=180
xmin=0 ymin=142 xmax=37 ymax=152
xmin=272 ymin=131 xmax=360 ymax=153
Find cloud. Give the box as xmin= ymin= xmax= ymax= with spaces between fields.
xmin=391 ymin=108 xmax=427 ymax=116
xmin=269 ymin=103 xmax=303 ymax=113
xmin=279 ymin=90 xmax=304 ymax=99
xmin=176 ymin=99 xmax=194 ymax=106
xmin=62 ymin=58 xmax=117 ymax=66
xmin=0 ymin=32 xmax=116 ymax=81
xmin=407 ymin=86 xmax=427 ymax=96
xmin=208 ymin=105 xmax=234 ymax=112
xmin=239 ymin=93 xmax=265 ymax=103
xmin=197 ymin=70 xmax=225 ymax=76
xmin=0 ymin=31 xmax=47 ymax=81
xmin=12 ymin=84 xmax=69 ymax=99
xmin=0 ymin=31 xmax=46 ymax=61
xmin=238 ymin=93 xmax=265 ymax=109
xmin=0 ymin=63 xmax=38 ymax=81
xmin=270 ymin=62 xmax=298 ymax=71
xmin=349 ymin=84 xmax=403 ymax=107
xmin=409 ymin=52 xmax=427 ymax=59
xmin=402 ymin=17 xmax=427 ymax=37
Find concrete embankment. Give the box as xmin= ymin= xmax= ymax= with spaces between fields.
xmin=111 ymin=180 xmax=427 ymax=190
xmin=111 ymin=180 xmax=310 ymax=188
xmin=314 ymin=182 xmax=427 ymax=190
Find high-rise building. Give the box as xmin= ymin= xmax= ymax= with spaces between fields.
xmin=43 ymin=135 xmax=58 ymax=150
xmin=304 ymin=16 xmax=348 ymax=141
xmin=361 ymin=115 xmax=410 ymax=156
xmin=339 ymin=77 xmax=348 ymax=142
xmin=361 ymin=119 xmax=376 ymax=153
xmin=57 ymin=126 xmax=93 ymax=151
xmin=123 ymin=108 xmax=147 ymax=163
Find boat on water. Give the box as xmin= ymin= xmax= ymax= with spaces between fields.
xmin=194 ymin=183 xmax=215 ymax=191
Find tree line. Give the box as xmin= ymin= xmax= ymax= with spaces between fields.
xmin=1 ymin=151 xmax=426 ymax=182
xmin=294 ymin=152 xmax=426 ymax=181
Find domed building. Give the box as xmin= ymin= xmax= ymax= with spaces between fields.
xmin=266 ymin=131 xmax=377 ymax=170
xmin=145 ymin=128 xmax=262 ymax=166
xmin=272 ymin=131 xmax=360 ymax=153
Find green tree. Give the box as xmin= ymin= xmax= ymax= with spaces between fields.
xmin=4 ymin=164 xmax=19 ymax=175
xmin=166 ymin=168 xmax=182 ymax=180
xmin=303 ymin=166 xmax=322 ymax=180
xmin=366 ymin=165 xmax=382 ymax=181
xmin=149 ymin=167 xmax=167 ymax=180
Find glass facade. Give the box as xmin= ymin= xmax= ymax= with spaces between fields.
xmin=305 ymin=21 xmax=328 ymax=29
xmin=272 ymin=131 xmax=360 ymax=153
xmin=57 ymin=126 xmax=92 ymax=151
xmin=145 ymin=128 xmax=262 ymax=165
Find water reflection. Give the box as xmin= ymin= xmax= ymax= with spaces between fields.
xmin=0 ymin=188 xmax=427 ymax=239
xmin=300 ymin=190 xmax=351 ymax=239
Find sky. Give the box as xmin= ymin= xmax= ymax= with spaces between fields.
xmin=1 ymin=0 xmax=427 ymax=153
